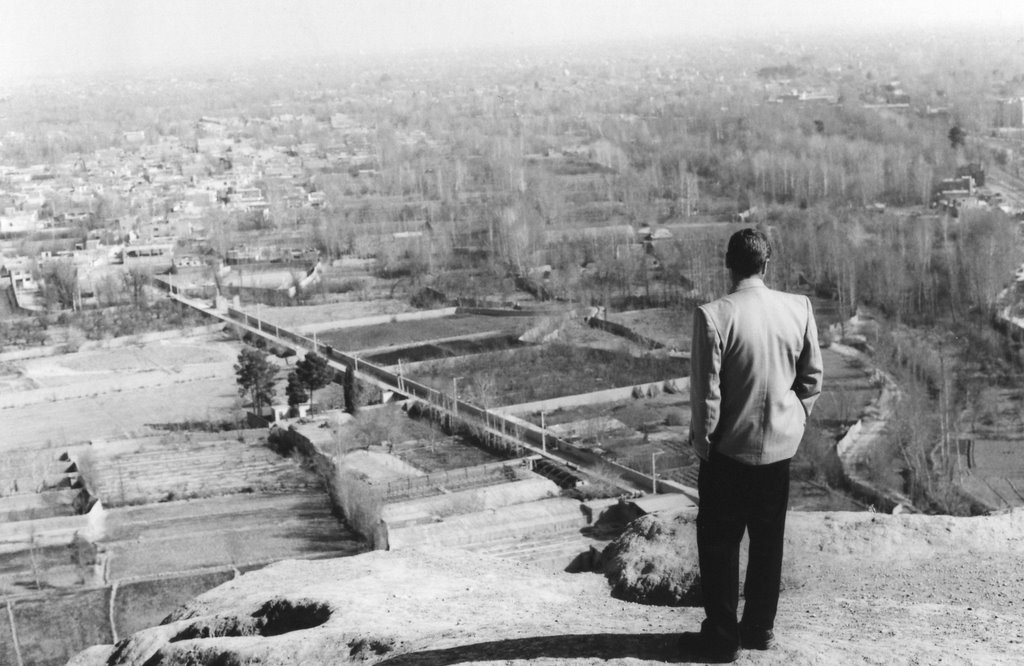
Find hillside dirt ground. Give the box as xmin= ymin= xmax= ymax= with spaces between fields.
xmin=71 ymin=510 xmax=1024 ymax=666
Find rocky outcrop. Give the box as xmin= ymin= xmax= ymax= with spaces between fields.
xmin=71 ymin=510 xmax=1024 ymax=666
xmin=69 ymin=548 xmax=683 ymax=666
xmin=603 ymin=508 xmax=1024 ymax=607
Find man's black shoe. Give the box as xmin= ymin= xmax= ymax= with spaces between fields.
xmin=676 ymin=632 xmax=740 ymax=663
xmin=740 ymin=626 xmax=777 ymax=650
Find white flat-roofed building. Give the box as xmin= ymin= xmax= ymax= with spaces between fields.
xmin=0 ymin=211 xmax=39 ymax=235
xmin=1 ymin=256 xmax=38 ymax=291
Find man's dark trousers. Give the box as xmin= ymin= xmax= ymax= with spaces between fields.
xmin=696 ymin=451 xmax=791 ymax=647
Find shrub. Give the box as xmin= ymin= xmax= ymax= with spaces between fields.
xmin=663 ymin=412 xmax=685 ymax=427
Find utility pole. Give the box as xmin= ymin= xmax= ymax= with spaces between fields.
xmin=452 ymin=376 xmax=462 ymax=420
xmin=540 ymin=410 xmax=546 ymax=453
xmin=651 ymin=450 xmax=664 ymax=494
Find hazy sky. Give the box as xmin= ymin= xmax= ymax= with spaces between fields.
xmin=2 ymin=0 xmax=1024 ymax=82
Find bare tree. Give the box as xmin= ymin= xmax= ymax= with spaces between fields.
xmin=123 ymin=266 xmax=151 ymax=309
xmin=41 ymin=260 xmax=78 ymax=311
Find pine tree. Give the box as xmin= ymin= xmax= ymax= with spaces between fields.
xmin=295 ymin=351 xmax=334 ymax=412
xmin=234 ymin=347 xmax=277 ymax=416
xmin=285 ymin=371 xmax=308 ymax=414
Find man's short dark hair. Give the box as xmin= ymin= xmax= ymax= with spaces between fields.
xmin=726 ymin=228 xmax=772 ymax=277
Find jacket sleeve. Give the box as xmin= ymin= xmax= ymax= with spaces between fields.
xmin=793 ymin=297 xmax=823 ymax=417
xmin=689 ymin=306 xmax=721 ymax=460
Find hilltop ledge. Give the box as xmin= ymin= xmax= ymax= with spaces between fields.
xmin=70 ymin=510 xmax=1024 ymax=665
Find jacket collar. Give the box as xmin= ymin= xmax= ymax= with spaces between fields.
xmin=730 ymin=276 xmax=766 ymax=293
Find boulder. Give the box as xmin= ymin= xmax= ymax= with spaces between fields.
xmin=602 ymin=509 xmax=702 ymax=606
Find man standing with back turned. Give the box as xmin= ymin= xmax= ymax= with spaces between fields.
xmin=685 ymin=228 xmax=823 ymax=662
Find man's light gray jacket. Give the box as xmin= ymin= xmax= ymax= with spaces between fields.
xmin=689 ymin=277 xmax=823 ymax=465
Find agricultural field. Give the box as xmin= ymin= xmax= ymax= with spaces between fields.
xmin=319 ymin=313 xmax=538 ymax=352
xmin=609 ymin=308 xmax=694 ymax=350
xmin=255 ymin=298 xmax=416 ymax=330
xmin=1 ymin=378 xmax=244 ymax=451
xmin=323 ymin=404 xmax=507 ymax=473
xmin=1 ymin=421 xmax=365 ymax=606
xmin=100 ymin=490 xmax=364 ymax=581
xmin=961 ymin=438 xmax=1024 ymax=508
xmin=387 ymin=435 xmax=505 ymax=473
xmin=412 ymin=342 xmax=688 ymax=408
xmin=77 ymin=431 xmax=316 ymax=506
xmin=957 ymin=387 xmax=1024 ymax=509
xmin=0 ymin=333 xmax=250 ymax=452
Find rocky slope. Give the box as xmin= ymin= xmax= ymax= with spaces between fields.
xmin=70 ymin=509 xmax=1024 ymax=666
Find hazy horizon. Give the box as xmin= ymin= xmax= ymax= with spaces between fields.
xmin=2 ymin=0 xmax=1024 ymax=84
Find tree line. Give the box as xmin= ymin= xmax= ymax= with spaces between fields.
xmin=770 ymin=206 xmax=1019 ymax=327
xmin=234 ymin=345 xmax=364 ymax=418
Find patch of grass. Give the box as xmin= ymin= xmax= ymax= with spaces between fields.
xmin=318 ymin=314 xmax=531 ymax=351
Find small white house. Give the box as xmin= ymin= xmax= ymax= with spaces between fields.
xmin=272 ymin=403 xmax=310 ymax=421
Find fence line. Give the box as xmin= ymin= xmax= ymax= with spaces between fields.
xmin=382 ymin=461 xmax=524 ymax=500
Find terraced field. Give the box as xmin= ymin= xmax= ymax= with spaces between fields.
xmin=100 ymin=491 xmax=364 ymax=581
xmin=78 ymin=432 xmax=314 ymax=507
xmin=610 ymin=308 xmax=693 ymax=350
